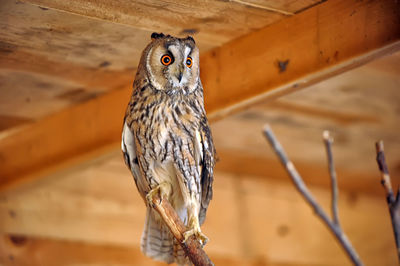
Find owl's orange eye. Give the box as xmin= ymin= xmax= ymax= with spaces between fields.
xmin=161 ymin=54 xmax=172 ymax=66
xmin=186 ymin=57 xmax=193 ymax=68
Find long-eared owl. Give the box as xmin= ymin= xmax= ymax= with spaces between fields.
xmin=121 ymin=32 xmax=216 ymax=265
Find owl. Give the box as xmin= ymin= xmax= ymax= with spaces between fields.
xmin=121 ymin=32 xmax=216 ymax=265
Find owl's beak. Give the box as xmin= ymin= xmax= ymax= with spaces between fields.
xmin=175 ymin=64 xmax=184 ymax=83
xmin=176 ymin=72 xmax=183 ymax=83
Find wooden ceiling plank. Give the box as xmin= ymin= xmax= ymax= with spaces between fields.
xmin=0 ymin=235 xmax=165 ymax=266
xmin=262 ymin=101 xmax=380 ymax=125
xmin=0 ymin=234 xmax=269 ymax=266
xmin=229 ymin=0 xmax=295 ymax=16
xmin=0 ymin=48 xmax=134 ymax=91
xmin=215 ymin=149 xmax=383 ymax=196
xmin=235 ymin=0 xmax=323 ymax=14
xmin=1 ymin=0 xmax=399 ymax=191
xmin=0 ymin=169 xmax=396 ymax=264
xmin=0 ymin=0 xmax=156 ymax=70
xmin=21 ymin=0 xmax=285 ymax=46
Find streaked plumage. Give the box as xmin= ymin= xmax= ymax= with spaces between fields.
xmin=121 ymin=33 xmax=216 ymax=265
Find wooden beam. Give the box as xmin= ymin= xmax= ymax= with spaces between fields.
xmin=0 ymin=88 xmax=131 ymax=190
xmin=1 ymin=0 xmax=399 ymax=191
xmin=0 ymin=90 xmax=386 ymax=195
xmin=201 ymin=0 xmax=400 ymax=119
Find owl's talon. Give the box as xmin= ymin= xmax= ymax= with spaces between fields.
xmin=183 ymin=228 xmax=209 ymax=246
xmin=146 ymin=183 xmax=171 ymax=206
xmin=145 ymin=189 xmax=158 ymax=206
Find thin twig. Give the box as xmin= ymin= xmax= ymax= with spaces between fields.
xmin=323 ymin=131 xmax=340 ymax=226
xmin=375 ymin=140 xmax=400 ymax=261
xmin=263 ymin=124 xmax=363 ymax=266
xmin=150 ymin=193 xmax=214 ymax=266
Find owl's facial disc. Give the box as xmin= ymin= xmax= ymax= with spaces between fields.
xmin=147 ymin=38 xmax=199 ymax=93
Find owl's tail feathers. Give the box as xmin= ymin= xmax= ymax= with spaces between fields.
xmin=141 ymin=208 xmax=174 ymax=263
xmin=174 ymin=239 xmax=190 ymax=265
xmin=141 ymin=208 xmax=190 ymax=265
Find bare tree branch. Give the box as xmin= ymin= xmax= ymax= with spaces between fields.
xmin=375 ymin=140 xmax=400 ymax=262
xmin=323 ymin=131 xmax=340 ymax=226
xmin=149 ymin=193 xmax=214 ymax=266
xmin=263 ymin=124 xmax=363 ymax=266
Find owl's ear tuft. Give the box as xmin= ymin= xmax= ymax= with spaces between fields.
xmin=151 ymin=32 xmax=165 ymax=40
xmin=186 ymin=36 xmax=196 ymax=44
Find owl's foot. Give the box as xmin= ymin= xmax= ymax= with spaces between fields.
xmin=146 ymin=182 xmax=172 ymax=206
xmin=183 ymin=218 xmax=208 ymax=246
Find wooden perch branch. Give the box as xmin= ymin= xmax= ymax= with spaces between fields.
xmin=263 ymin=125 xmax=363 ymax=266
xmin=149 ymin=194 xmax=214 ymax=266
xmin=375 ymin=140 xmax=400 ymax=261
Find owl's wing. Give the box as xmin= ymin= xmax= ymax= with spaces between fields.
xmin=197 ymin=116 xmax=216 ymax=225
xmin=122 ymin=120 xmax=148 ymax=201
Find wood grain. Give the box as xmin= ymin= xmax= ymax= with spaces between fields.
xmin=0 ymin=234 xmax=316 ymax=266
xmin=201 ymin=0 xmax=400 ymax=119
xmin=0 ymin=0 xmax=399 ymax=192
xmin=215 ymin=149 xmax=384 ymax=196
xmin=0 ymin=88 xmax=131 ymax=190
xmin=0 ymin=115 xmax=32 ymax=132
xmin=0 ymin=234 xmax=165 ymax=266
xmin=0 ymin=157 xmax=396 ymax=265
xmin=0 ymin=0 xmax=154 ymax=69
xmin=21 ymin=0 xmax=289 ymax=46
xmin=0 ymin=49 xmax=134 ymax=92
xmin=265 ymin=101 xmax=380 ymax=126
xmin=233 ymin=0 xmax=323 ymax=14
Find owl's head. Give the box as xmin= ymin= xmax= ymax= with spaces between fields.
xmin=139 ymin=33 xmax=200 ymax=94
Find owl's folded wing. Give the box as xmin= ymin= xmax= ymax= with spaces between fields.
xmin=122 ymin=120 xmax=149 ymax=201
xmin=197 ymin=116 xmax=216 ymax=225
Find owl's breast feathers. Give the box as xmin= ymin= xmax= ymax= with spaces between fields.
xmin=123 ymin=81 xmax=215 ymax=222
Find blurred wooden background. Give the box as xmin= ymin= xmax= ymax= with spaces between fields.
xmin=0 ymin=0 xmax=399 ymax=265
